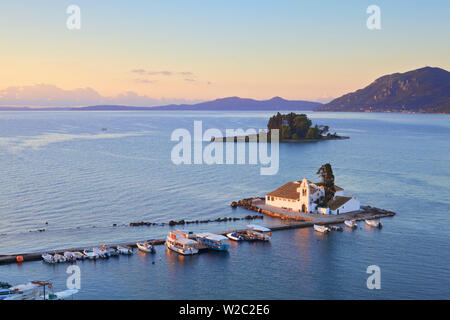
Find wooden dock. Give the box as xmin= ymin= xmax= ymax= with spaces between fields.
xmin=0 ymin=203 xmax=394 ymax=265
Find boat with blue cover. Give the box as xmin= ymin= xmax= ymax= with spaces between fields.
xmin=196 ymin=232 xmax=230 ymax=251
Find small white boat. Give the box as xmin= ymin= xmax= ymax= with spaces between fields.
xmin=42 ymin=253 xmax=55 ymax=264
xmin=64 ymin=252 xmax=76 ymax=262
xmin=83 ymin=249 xmax=98 ymax=260
xmin=53 ymin=253 xmax=66 ymax=263
xmin=365 ymin=219 xmax=382 ymax=228
xmin=116 ymin=245 xmax=133 ymax=255
xmin=104 ymin=246 xmax=119 ymax=257
xmin=136 ymin=242 xmax=155 ymax=253
xmin=72 ymin=252 xmax=85 ymax=260
xmin=42 ymin=289 xmax=78 ymax=300
xmin=93 ymin=247 xmax=108 ymax=258
xmin=344 ymin=220 xmax=357 ymax=228
xmin=226 ymin=232 xmax=243 ymax=241
xmin=313 ymin=224 xmax=329 ymax=233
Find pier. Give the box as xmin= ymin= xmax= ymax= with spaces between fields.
xmin=0 ymin=199 xmax=395 ymax=265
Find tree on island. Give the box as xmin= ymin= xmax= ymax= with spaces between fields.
xmin=267 ymin=112 xmax=324 ymax=140
xmin=316 ymin=163 xmax=336 ymax=203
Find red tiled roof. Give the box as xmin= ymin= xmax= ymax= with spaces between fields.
xmin=266 ymin=182 xmax=300 ymax=200
xmin=327 ymin=196 xmax=352 ymax=210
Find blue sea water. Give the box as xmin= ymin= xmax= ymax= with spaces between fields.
xmin=0 ymin=111 xmax=449 ymax=299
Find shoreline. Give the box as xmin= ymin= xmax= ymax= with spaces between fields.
xmin=212 ymin=135 xmax=349 ymax=143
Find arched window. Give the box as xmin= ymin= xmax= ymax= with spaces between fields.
xmin=302 ymin=204 xmax=306 ymax=213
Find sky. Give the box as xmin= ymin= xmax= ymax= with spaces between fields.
xmin=0 ymin=0 xmax=449 ymax=107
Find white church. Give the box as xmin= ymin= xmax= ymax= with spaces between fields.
xmin=265 ymin=178 xmax=360 ymax=215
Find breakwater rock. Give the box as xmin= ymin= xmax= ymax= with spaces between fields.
xmin=129 ymin=214 xmax=263 ymax=228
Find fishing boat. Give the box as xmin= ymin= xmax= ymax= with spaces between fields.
xmin=53 ymin=253 xmax=66 ymax=263
xmin=313 ymin=224 xmax=329 ymax=233
xmin=226 ymin=232 xmax=243 ymax=241
xmin=196 ymin=233 xmax=230 ymax=251
xmin=64 ymin=252 xmax=76 ymax=262
xmin=365 ymin=219 xmax=382 ymax=228
xmin=116 ymin=245 xmax=133 ymax=255
xmin=246 ymin=225 xmax=272 ymax=241
xmin=136 ymin=241 xmax=155 ymax=253
xmin=344 ymin=220 xmax=357 ymax=228
xmin=166 ymin=230 xmax=199 ymax=255
xmin=83 ymin=249 xmax=99 ymax=260
xmin=42 ymin=253 xmax=55 ymax=264
xmin=72 ymin=252 xmax=85 ymax=260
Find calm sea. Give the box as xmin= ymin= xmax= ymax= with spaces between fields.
xmin=0 ymin=111 xmax=449 ymax=299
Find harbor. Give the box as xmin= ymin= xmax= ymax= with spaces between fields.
xmin=0 ymin=203 xmax=394 ymax=265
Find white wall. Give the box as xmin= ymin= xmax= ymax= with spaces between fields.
xmin=266 ymin=196 xmax=300 ymax=211
xmin=330 ymin=197 xmax=361 ymax=214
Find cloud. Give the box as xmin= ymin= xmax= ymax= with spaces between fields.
xmin=131 ymin=69 xmax=194 ymax=77
xmin=0 ymin=84 xmax=196 ymax=108
xmin=133 ymin=78 xmax=157 ymax=84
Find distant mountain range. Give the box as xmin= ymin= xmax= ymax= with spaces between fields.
xmin=2 ymin=67 xmax=449 ymax=113
xmin=317 ymin=67 xmax=450 ymax=113
xmin=74 ymin=96 xmax=321 ymax=111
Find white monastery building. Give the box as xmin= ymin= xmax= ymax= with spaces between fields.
xmin=265 ymin=178 xmax=360 ymax=215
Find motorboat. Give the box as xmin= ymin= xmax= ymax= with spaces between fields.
xmin=246 ymin=225 xmax=272 ymax=241
xmin=166 ymin=230 xmax=199 ymax=255
xmin=93 ymin=247 xmax=108 ymax=258
xmin=116 ymin=245 xmax=133 ymax=255
xmin=53 ymin=253 xmax=66 ymax=263
xmin=136 ymin=241 xmax=155 ymax=253
xmin=72 ymin=252 xmax=85 ymax=260
xmin=3 ymin=281 xmax=49 ymax=300
xmin=365 ymin=219 xmax=382 ymax=228
xmin=63 ymin=252 xmax=76 ymax=262
xmin=313 ymin=224 xmax=329 ymax=233
xmin=103 ymin=246 xmax=119 ymax=257
xmin=196 ymin=232 xmax=230 ymax=251
xmin=226 ymin=232 xmax=243 ymax=241
xmin=83 ymin=248 xmax=99 ymax=260
xmin=41 ymin=289 xmax=79 ymax=300
xmin=42 ymin=253 xmax=55 ymax=264
xmin=344 ymin=220 xmax=357 ymax=228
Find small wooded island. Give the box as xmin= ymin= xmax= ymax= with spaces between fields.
xmin=213 ymin=112 xmax=349 ymax=142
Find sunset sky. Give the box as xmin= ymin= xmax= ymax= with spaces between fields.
xmin=0 ymin=0 xmax=449 ymax=107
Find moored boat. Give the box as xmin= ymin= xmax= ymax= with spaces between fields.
xmin=64 ymin=252 xmax=76 ymax=262
xmin=93 ymin=247 xmax=108 ymax=258
xmin=344 ymin=220 xmax=357 ymax=228
xmin=72 ymin=252 xmax=85 ymax=260
xmin=83 ymin=249 xmax=98 ymax=260
xmin=196 ymin=232 xmax=230 ymax=251
xmin=103 ymin=246 xmax=119 ymax=257
xmin=365 ymin=219 xmax=382 ymax=228
xmin=53 ymin=253 xmax=66 ymax=263
xmin=246 ymin=225 xmax=272 ymax=241
xmin=226 ymin=232 xmax=243 ymax=241
xmin=166 ymin=230 xmax=199 ymax=255
xmin=313 ymin=224 xmax=329 ymax=233
xmin=329 ymin=225 xmax=343 ymax=232
xmin=41 ymin=253 xmax=55 ymax=264
xmin=116 ymin=245 xmax=133 ymax=255
xmin=136 ymin=241 xmax=155 ymax=253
